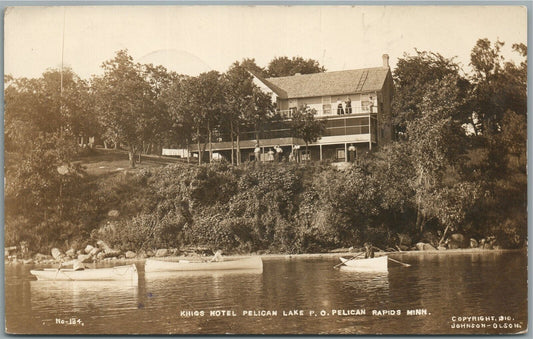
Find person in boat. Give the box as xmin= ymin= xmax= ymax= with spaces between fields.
xmin=364 ymin=242 xmax=375 ymax=259
xmin=210 ymin=250 xmax=224 ymax=262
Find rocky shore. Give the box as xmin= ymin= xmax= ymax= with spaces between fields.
xmin=5 ymin=239 xmax=523 ymax=266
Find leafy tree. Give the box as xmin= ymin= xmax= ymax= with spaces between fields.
xmin=290 ymin=105 xmax=326 ymax=158
xmin=92 ymin=50 xmax=153 ymax=167
xmin=239 ymin=58 xmax=267 ymax=78
xmin=267 ymin=56 xmax=326 ymax=77
xmin=468 ymin=39 xmax=527 ymax=135
xmin=392 ymin=50 xmax=468 ymax=136
xmin=224 ymin=62 xmax=255 ymax=164
xmin=161 ymin=75 xmax=195 ymax=160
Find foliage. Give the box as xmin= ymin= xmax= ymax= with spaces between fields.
xmin=290 ymin=105 xmax=327 ymax=157
xmin=267 ymin=56 xmax=326 ymax=77
xmin=92 ymin=50 xmax=154 ymax=167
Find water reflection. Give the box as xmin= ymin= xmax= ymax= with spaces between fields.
xmin=5 ymin=252 xmax=528 ymax=335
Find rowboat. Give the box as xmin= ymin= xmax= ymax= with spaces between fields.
xmin=145 ymin=257 xmax=263 ymax=272
xmin=30 ymin=264 xmax=138 ymax=282
xmin=338 ymin=256 xmax=388 ymax=272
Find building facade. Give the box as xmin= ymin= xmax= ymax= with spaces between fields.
xmin=193 ymin=55 xmax=394 ymax=162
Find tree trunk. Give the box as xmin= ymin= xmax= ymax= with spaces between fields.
xmin=197 ymin=126 xmax=202 ymax=165
xmin=128 ymin=145 xmax=136 ymax=168
xmin=230 ymin=120 xmax=235 ymax=166
xmin=187 ymin=141 xmax=190 ymax=163
xmin=236 ymin=126 xmax=241 ymax=165
xmin=305 ymin=142 xmax=309 ymax=161
xmin=207 ymin=120 xmax=212 ymax=163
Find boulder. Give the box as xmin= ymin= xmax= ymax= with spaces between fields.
xmin=155 ymin=249 xmax=168 ymax=257
xmin=96 ymin=252 xmax=106 ymax=260
xmin=77 ymin=254 xmax=93 ymax=263
xmin=84 ymin=245 xmax=94 ymax=254
xmin=34 ymin=253 xmax=50 ymax=261
xmin=146 ymin=250 xmax=154 ymax=257
xmin=416 ymin=242 xmax=437 ymax=251
xmin=125 ymin=251 xmax=137 ymax=259
xmin=97 ymin=240 xmax=111 ymax=251
xmin=23 ymin=259 xmax=34 ymax=264
xmin=437 ymin=246 xmax=447 ymax=251
xmin=447 ymin=233 xmax=468 ymax=249
xmin=107 ymin=209 xmax=120 ymax=218
xmin=89 ymin=247 xmax=101 ymax=256
xmin=470 ymin=238 xmax=478 ymax=248
xmin=66 ymin=248 xmax=76 ymax=258
xmin=51 ymin=248 xmax=62 ymax=260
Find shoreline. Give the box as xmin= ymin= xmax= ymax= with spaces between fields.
xmin=9 ymin=248 xmax=526 ymax=267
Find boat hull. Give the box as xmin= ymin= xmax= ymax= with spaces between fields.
xmin=339 ymin=256 xmax=388 ymax=272
xmin=145 ymin=257 xmax=263 ymax=272
xmin=30 ymin=264 xmax=138 ymax=282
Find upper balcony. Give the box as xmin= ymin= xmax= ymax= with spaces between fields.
xmin=278 ymin=105 xmax=377 ymax=119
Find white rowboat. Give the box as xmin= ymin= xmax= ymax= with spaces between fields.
xmin=339 ymin=256 xmax=388 ymax=272
xmin=145 ymin=257 xmax=263 ymax=272
xmin=30 ymin=264 xmax=138 ymax=282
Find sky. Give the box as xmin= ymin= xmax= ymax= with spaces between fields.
xmin=4 ymin=5 xmax=528 ymax=79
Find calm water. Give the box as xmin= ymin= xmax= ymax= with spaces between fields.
xmin=5 ymin=252 xmax=527 ymax=335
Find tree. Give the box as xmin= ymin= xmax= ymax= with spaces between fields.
xmin=405 ymin=75 xmax=470 ymax=234
xmin=392 ymin=50 xmax=469 ymax=136
xmin=141 ymin=63 xmax=179 ymax=156
xmin=92 ymin=50 xmax=152 ymax=168
xmin=468 ymin=39 xmax=527 ymax=136
xmin=224 ymin=62 xmax=255 ymax=165
xmin=290 ymin=105 xmax=326 ymax=159
xmin=161 ymin=75 xmax=195 ymax=161
xmin=267 ymin=56 xmax=326 ymax=77
xmin=196 ymin=71 xmax=226 ymax=163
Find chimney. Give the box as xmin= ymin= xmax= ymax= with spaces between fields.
xmin=382 ymin=54 xmax=390 ymax=68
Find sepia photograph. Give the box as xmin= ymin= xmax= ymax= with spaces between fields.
xmin=3 ymin=4 xmax=528 ymax=335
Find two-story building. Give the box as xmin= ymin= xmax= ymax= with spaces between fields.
xmin=191 ymin=54 xmax=394 ymax=162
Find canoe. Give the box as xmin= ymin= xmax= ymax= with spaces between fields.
xmin=339 ymin=256 xmax=388 ymax=272
xmin=145 ymin=257 xmax=263 ymax=272
xmin=30 ymin=264 xmax=138 ymax=282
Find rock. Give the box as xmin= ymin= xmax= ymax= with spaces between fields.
xmin=66 ymin=248 xmax=76 ymax=258
xmin=96 ymin=252 xmax=106 ymax=260
xmin=447 ymin=233 xmax=468 ymax=249
xmin=437 ymin=246 xmax=447 ymax=251
xmin=155 ymin=249 xmax=168 ymax=257
xmin=470 ymin=238 xmax=478 ymax=248
xmin=107 ymin=209 xmax=120 ymax=218
xmin=125 ymin=251 xmax=136 ymax=259
xmin=89 ymin=247 xmax=101 ymax=256
xmin=34 ymin=253 xmax=50 ymax=261
xmin=51 ymin=248 xmax=62 ymax=260
xmin=78 ymin=254 xmax=93 ymax=263
xmin=23 ymin=259 xmax=33 ymax=264
xmin=416 ymin=242 xmax=436 ymax=251
xmin=146 ymin=250 xmax=154 ymax=257
xmin=97 ymin=240 xmax=112 ymax=251
xmin=84 ymin=245 xmax=94 ymax=254
xmin=137 ymin=252 xmax=147 ymax=259
xmin=423 ymin=243 xmax=437 ymax=251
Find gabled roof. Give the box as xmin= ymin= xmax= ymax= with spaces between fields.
xmin=262 ymin=67 xmax=390 ymax=99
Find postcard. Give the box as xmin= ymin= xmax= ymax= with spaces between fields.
xmin=4 ymin=5 xmax=528 ymax=335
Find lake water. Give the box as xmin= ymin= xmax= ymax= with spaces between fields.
xmin=5 ymin=251 xmax=527 ymax=335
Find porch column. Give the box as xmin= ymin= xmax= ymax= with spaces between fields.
xmin=344 ymin=143 xmax=348 ymax=162
xmin=369 ymin=115 xmax=372 ymax=151
xmin=319 ymin=144 xmax=323 ymax=161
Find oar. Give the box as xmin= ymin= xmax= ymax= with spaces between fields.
xmin=388 ymin=257 xmax=411 ymax=267
xmin=333 ymin=252 xmax=364 ymax=269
